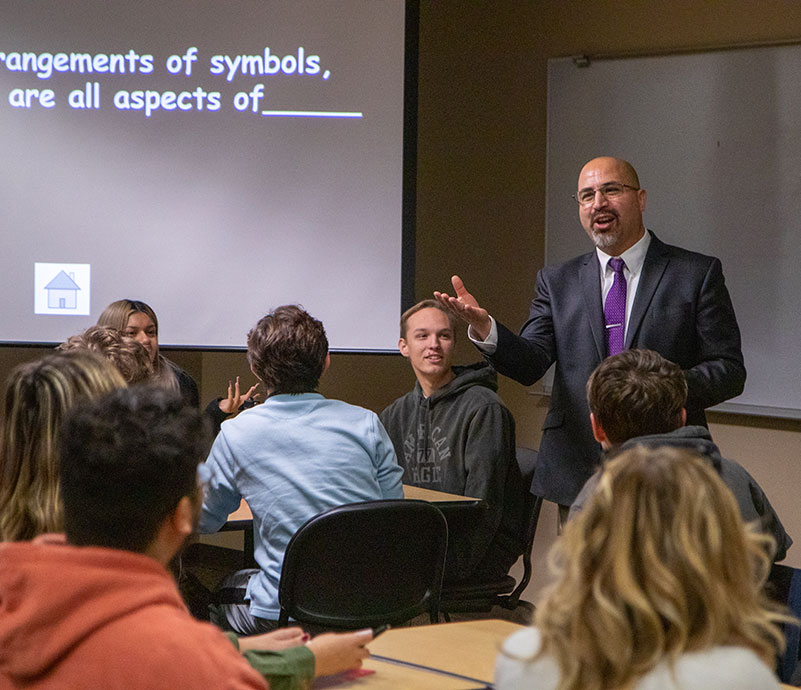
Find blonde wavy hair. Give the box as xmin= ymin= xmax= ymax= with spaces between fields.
xmin=529 ymin=445 xmax=787 ymax=690
xmin=0 ymin=351 xmax=126 ymax=541
xmin=97 ymin=299 xmax=178 ymax=392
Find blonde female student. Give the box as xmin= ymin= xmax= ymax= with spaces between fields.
xmin=0 ymin=351 xmax=126 ymax=541
xmin=495 ymin=445 xmax=789 ymax=690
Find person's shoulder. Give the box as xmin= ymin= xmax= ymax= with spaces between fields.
xmin=87 ymin=596 xmax=266 ymax=688
xmin=319 ymin=396 xmax=384 ymax=424
xmin=540 ymin=249 xmax=596 ymax=277
xmin=500 ymin=626 xmax=542 ymax=657
xmin=640 ymin=646 xmax=779 ymax=690
xmin=495 ymin=627 xmax=560 ymax=690
xmin=445 ymin=364 xmax=507 ymax=404
xmin=647 ymin=232 xmax=720 ymax=267
xmin=453 ymin=383 xmax=508 ymax=412
xmin=380 ymin=388 xmax=417 ymax=417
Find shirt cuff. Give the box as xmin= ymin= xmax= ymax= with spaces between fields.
xmin=468 ymin=316 xmax=498 ymax=354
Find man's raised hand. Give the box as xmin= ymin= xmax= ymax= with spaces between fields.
xmin=433 ymin=275 xmax=492 ymax=341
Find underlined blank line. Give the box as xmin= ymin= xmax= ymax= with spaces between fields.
xmin=260 ymin=110 xmax=363 ymax=118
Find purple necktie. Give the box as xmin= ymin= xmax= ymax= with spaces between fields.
xmin=604 ymin=258 xmax=627 ymax=357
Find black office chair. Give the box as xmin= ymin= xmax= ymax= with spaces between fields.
xmin=439 ymin=447 xmax=542 ymax=619
xmin=277 ymin=499 xmax=447 ymax=630
xmin=765 ymin=562 xmax=801 ymax=683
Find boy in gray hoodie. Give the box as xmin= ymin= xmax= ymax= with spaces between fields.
xmin=380 ymin=300 xmax=525 ymax=581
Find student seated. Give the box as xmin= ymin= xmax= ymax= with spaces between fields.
xmin=59 ymin=325 xmax=154 ymax=384
xmin=495 ymin=446 xmax=789 ymax=690
xmin=380 ymin=300 xmax=524 ymax=582
xmin=98 ymin=298 xmax=258 ymax=423
xmin=0 ymin=351 xmax=126 ymax=542
xmin=198 ymin=305 xmax=404 ymax=634
xmin=0 ymin=386 xmax=372 ymax=690
xmin=570 ymin=349 xmax=791 ymax=560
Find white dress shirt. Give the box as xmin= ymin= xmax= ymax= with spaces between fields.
xmin=470 ymin=230 xmax=652 ymax=352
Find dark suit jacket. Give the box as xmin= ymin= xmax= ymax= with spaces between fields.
xmin=486 ymin=232 xmax=746 ymax=505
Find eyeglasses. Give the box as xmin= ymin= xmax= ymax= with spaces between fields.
xmin=572 ymin=182 xmax=640 ymax=206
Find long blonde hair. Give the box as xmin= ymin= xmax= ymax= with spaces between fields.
xmin=0 ymin=351 xmax=126 ymax=541
xmin=529 ymin=446 xmax=787 ymax=690
xmin=97 ymin=298 xmax=178 ymax=392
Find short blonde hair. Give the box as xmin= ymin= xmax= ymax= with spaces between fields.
xmin=0 ymin=351 xmax=126 ymax=541
xmin=399 ymin=299 xmax=457 ymax=339
xmin=529 ymin=446 xmax=787 ymax=690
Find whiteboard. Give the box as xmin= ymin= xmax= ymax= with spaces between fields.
xmin=546 ymin=46 xmax=801 ymax=418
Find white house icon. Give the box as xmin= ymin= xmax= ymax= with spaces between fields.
xmin=44 ymin=270 xmax=81 ymax=309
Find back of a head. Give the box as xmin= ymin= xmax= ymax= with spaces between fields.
xmin=59 ymin=386 xmax=208 ymax=553
xmin=0 ymin=351 xmax=126 ymax=541
xmin=586 ymin=349 xmax=687 ymax=445
xmin=59 ymin=326 xmax=154 ymax=385
xmin=247 ymin=305 xmax=328 ymax=394
xmin=532 ymin=445 xmax=785 ymax=690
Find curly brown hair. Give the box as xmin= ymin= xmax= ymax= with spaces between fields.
xmin=247 ymin=305 xmax=328 ymax=394
xmin=59 ymin=326 xmax=154 ymax=385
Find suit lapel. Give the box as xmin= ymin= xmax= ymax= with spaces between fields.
xmin=579 ymin=252 xmax=606 ymax=359
xmin=626 ymin=232 xmax=669 ymax=348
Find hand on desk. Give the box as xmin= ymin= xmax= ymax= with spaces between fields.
xmin=307 ymin=629 xmax=373 ymax=677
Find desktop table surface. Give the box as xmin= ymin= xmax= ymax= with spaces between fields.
xmin=320 ymin=620 xmax=797 ymax=689
xmin=316 ymin=619 xmax=520 ymax=689
xmin=226 ymin=484 xmax=479 ymax=523
xmin=369 ymin=619 xmax=520 ymax=684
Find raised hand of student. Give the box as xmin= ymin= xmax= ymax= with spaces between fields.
xmin=218 ymin=376 xmax=260 ymax=414
xmin=307 ymin=629 xmax=373 ymax=677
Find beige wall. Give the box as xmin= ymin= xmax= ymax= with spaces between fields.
xmin=2 ymin=1 xmax=799 ymax=562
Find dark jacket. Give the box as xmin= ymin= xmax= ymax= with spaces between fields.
xmin=488 ymin=232 xmax=745 ymax=506
xmin=570 ymin=425 xmax=792 ymax=561
xmin=380 ymin=362 xmax=524 ymax=581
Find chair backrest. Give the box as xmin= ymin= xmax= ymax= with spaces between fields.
xmin=278 ymin=499 xmax=447 ymax=629
xmin=439 ymin=446 xmax=541 ymax=617
xmin=507 ymin=446 xmax=542 ymax=601
xmin=766 ymin=563 xmax=801 ymax=683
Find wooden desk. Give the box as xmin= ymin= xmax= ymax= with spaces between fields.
xmin=402 ymin=485 xmax=479 ymax=503
xmin=316 ymin=658 xmax=487 ymax=690
xmin=226 ymin=485 xmax=481 ymax=524
xmin=369 ymin=620 xmax=520 ymax=684
xmin=313 ymin=620 xmax=519 ymax=688
xmin=319 ymin=620 xmax=796 ymax=690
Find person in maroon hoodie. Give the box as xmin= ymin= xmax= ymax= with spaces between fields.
xmin=0 ymin=386 xmax=370 ymax=690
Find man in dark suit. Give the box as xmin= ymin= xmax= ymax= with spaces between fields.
xmin=435 ymin=157 xmax=745 ymax=514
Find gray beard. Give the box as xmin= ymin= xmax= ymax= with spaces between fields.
xmin=588 ymin=228 xmax=620 ymax=251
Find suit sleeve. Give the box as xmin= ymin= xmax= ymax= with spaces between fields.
xmin=484 ymin=270 xmax=557 ymax=386
xmin=684 ymin=257 xmax=746 ymax=411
